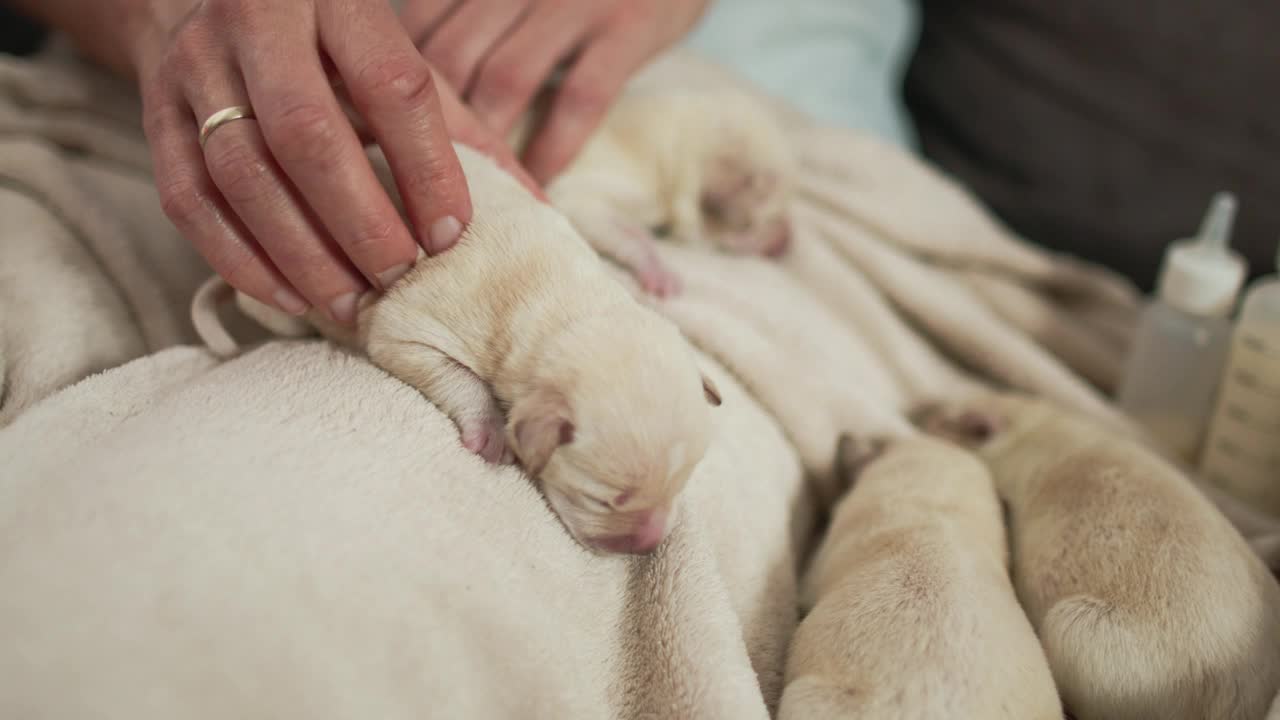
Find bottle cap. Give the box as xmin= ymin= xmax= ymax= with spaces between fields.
xmin=1156 ymin=192 xmax=1248 ymax=317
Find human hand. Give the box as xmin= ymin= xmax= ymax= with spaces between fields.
xmin=133 ymin=0 xmax=532 ymax=325
xmin=402 ymin=0 xmax=712 ymax=184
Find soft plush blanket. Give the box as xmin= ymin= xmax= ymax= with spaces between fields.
xmin=2 ymin=42 xmax=1277 ymax=718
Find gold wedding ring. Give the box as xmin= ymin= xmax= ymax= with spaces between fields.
xmin=198 ymin=105 xmax=256 ymax=149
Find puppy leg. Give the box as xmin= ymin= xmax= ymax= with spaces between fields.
xmin=366 ymin=340 xmax=511 ymax=464
xmin=586 ymin=217 xmax=681 ymax=297
xmin=550 ymin=193 xmax=682 ymax=297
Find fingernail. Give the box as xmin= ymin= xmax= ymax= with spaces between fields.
xmin=329 ymin=291 xmax=359 ymax=325
xmin=427 ymin=215 xmax=463 ymax=255
xmin=376 ymin=262 xmax=411 ymax=290
xmin=274 ymin=288 xmax=309 ymax=316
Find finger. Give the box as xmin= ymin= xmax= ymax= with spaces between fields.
xmin=431 ymin=66 xmax=547 ymax=201
xmin=399 ymin=0 xmax=462 ymax=46
xmin=467 ymin=4 xmax=607 ymax=135
xmin=420 ymin=0 xmax=529 ymax=96
xmin=235 ymin=15 xmax=420 ymax=291
xmin=520 ymin=31 xmax=651 ymax=184
xmin=320 ymin=0 xmax=472 ymax=256
xmin=144 ymin=86 xmax=308 ymax=315
xmin=188 ymin=68 xmax=367 ymax=325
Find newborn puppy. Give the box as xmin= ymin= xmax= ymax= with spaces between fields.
xmin=780 ymin=435 xmax=1061 ymax=719
xmin=193 ymin=142 xmax=723 ymax=556
xmin=522 ymin=83 xmax=795 ymax=297
xmin=917 ymin=392 xmax=1280 ymax=720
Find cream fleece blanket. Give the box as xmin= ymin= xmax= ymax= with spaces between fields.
xmin=2 ymin=44 xmax=1278 ymax=718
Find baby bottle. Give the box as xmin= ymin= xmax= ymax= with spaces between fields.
xmin=1199 ymin=240 xmax=1280 ymax=514
xmin=1116 ymin=192 xmax=1247 ymax=463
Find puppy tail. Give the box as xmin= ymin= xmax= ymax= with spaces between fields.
xmin=190 ymin=275 xmax=244 ymax=359
xmin=233 ymin=291 xmax=314 ymax=339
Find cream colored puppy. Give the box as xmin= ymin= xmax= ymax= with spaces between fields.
xmin=779 ymin=435 xmax=1061 ymax=719
xmin=192 ymin=143 xmax=722 ymax=555
xmin=524 ymin=84 xmax=796 ymax=297
xmin=917 ymin=392 xmax=1280 ymax=720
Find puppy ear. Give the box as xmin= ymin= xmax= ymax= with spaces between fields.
xmin=509 ymin=389 xmax=575 ymax=477
xmin=701 ymin=374 xmax=722 ymax=407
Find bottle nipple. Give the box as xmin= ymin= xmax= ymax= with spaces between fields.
xmin=1193 ymin=192 xmax=1237 ymax=255
xmin=1155 ymin=190 xmax=1247 ymax=317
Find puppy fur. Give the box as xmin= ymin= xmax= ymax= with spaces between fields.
xmin=918 ymin=392 xmax=1280 ymax=720
xmin=195 ymin=143 xmax=723 ymax=555
xmin=779 ymin=435 xmax=1062 ymax=719
xmin=519 ymin=76 xmax=796 ymax=297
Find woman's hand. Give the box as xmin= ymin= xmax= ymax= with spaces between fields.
xmin=402 ymin=0 xmax=712 ymax=184
xmin=133 ymin=0 xmax=532 ymax=324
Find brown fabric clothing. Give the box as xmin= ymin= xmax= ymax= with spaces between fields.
xmin=905 ymin=0 xmax=1280 ymax=291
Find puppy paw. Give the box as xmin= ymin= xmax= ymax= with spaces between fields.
xmin=458 ymin=408 xmax=511 ymax=465
xmin=636 ymin=260 xmax=683 ymax=298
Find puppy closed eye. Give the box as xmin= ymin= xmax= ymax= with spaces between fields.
xmin=584 ymin=496 xmax=613 ymax=512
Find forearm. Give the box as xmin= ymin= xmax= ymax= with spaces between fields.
xmin=5 ymin=0 xmax=191 ymax=78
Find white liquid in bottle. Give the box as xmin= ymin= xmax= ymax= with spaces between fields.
xmin=1200 ymin=244 xmax=1280 ymax=515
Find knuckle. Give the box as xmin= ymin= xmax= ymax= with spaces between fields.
xmin=208 ymin=244 xmax=259 ymax=288
xmin=205 ymin=140 xmax=272 ymax=204
xmin=484 ymin=62 xmax=535 ymax=98
xmin=355 ymin=53 xmax=437 ymax=108
xmin=164 ymin=26 xmax=205 ymax=75
xmin=140 ymin=99 xmax=180 ymax=143
xmin=205 ymin=0 xmax=256 ymax=28
xmin=157 ymin=176 xmax=208 ymax=227
xmin=345 ymin=211 xmax=403 ymax=255
xmin=266 ymin=99 xmax=342 ymax=168
xmin=397 ymin=158 xmax=455 ymax=198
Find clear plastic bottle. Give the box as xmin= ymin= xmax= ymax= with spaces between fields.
xmin=1116 ymin=192 xmax=1248 ymax=463
xmin=1199 ymin=242 xmax=1280 ymax=514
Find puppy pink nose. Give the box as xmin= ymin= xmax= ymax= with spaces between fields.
xmin=593 ymin=508 xmax=669 ymax=555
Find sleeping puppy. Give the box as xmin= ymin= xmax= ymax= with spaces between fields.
xmin=779 ymin=435 xmax=1061 ymax=719
xmin=520 ymin=82 xmax=796 ymax=297
xmin=191 ymin=142 xmax=722 ymax=556
xmin=917 ymin=391 xmax=1280 ymax=720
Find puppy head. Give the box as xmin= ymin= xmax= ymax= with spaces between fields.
xmin=694 ymin=98 xmax=795 ymax=258
xmin=508 ymin=336 xmax=721 ymax=555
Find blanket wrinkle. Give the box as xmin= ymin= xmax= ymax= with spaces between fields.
xmin=798 ymin=204 xmax=1128 ymax=429
xmin=957 ymin=270 xmax=1126 ymax=393
xmin=778 ymin=214 xmax=982 ymax=405
xmin=2 ymin=43 xmax=1279 ymax=719
xmin=790 ymin=126 xmax=1142 ymax=313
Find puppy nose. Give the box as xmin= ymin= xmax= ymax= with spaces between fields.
xmin=594 ymin=508 xmax=669 ymax=555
